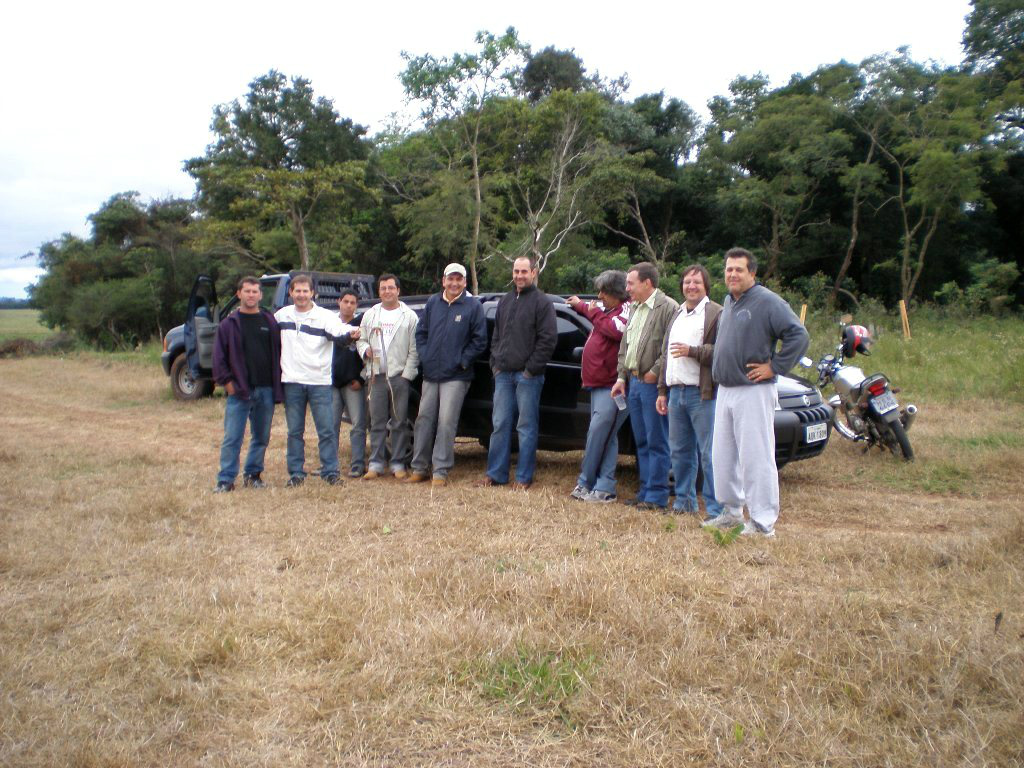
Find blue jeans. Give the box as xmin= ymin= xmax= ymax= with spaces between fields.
xmin=486 ymin=371 xmax=544 ymax=484
xmin=577 ymin=387 xmax=628 ymax=494
xmin=217 ymin=387 xmax=275 ymax=484
xmin=333 ymin=384 xmax=367 ymax=475
xmin=668 ymin=385 xmax=723 ymax=517
xmin=284 ymin=383 xmax=338 ymax=478
xmin=627 ymin=377 xmax=670 ymax=506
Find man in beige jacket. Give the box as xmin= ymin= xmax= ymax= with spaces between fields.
xmin=356 ymin=274 xmax=420 ymax=479
xmin=610 ymin=262 xmax=679 ymax=510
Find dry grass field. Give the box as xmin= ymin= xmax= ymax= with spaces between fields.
xmin=1 ymin=351 xmax=1022 ymax=767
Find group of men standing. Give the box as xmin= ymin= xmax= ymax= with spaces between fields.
xmin=212 ymin=257 xmax=555 ymax=495
xmin=212 ymin=247 xmax=807 ymax=537
xmin=567 ymin=248 xmax=808 ymax=537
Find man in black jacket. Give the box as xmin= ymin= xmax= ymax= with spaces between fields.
xmin=212 ymin=276 xmax=283 ymax=492
xmin=480 ymin=257 xmax=557 ymax=489
xmin=332 ymin=289 xmax=367 ymax=478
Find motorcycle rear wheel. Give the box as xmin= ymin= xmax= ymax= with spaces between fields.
xmin=882 ymin=419 xmax=914 ymax=461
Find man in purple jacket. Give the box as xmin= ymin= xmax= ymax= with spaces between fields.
xmin=212 ymin=276 xmax=283 ymax=492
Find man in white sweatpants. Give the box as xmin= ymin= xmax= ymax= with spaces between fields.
xmin=707 ymin=248 xmax=808 ymax=537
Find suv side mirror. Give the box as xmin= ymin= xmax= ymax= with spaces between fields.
xmin=572 ymin=346 xmax=584 ymax=363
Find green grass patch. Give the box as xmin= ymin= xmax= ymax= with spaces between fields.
xmin=876 ymin=460 xmax=973 ymax=495
xmin=801 ymin=313 xmax=1024 ymax=404
xmin=0 ymin=309 xmax=55 ymax=342
xmin=79 ymin=341 xmax=164 ymax=368
xmin=475 ymin=646 xmax=595 ymax=711
xmin=951 ymin=432 xmax=1024 ymax=450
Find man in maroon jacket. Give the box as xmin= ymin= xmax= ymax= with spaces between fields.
xmin=566 ymin=270 xmax=630 ymax=502
xmin=212 ymin=276 xmax=283 ymax=492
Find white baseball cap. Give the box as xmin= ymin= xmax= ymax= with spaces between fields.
xmin=443 ymin=262 xmax=467 ymax=278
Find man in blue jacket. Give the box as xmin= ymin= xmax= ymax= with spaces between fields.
xmin=405 ymin=263 xmax=487 ymax=486
xmin=212 ymin=276 xmax=283 ymax=492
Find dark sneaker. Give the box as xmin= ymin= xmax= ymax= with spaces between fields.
xmin=638 ymin=501 xmax=668 ymax=512
xmin=214 ymin=481 xmax=234 ymax=494
xmin=622 ymin=497 xmax=644 ymax=507
xmin=323 ymin=474 xmax=342 ymax=486
xmin=286 ymin=475 xmax=305 ymax=488
xmin=242 ymin=473 xmax=266 ymax=489
xmin=348 ymin=467 xmax=363 ymax=479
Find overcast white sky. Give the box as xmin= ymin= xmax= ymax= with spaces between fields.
xmin=1 ymin=0 xmax=972 ymax=298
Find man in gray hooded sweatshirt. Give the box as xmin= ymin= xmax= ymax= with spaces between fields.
xmin=706 ymin=248 xmax=808 ymax=538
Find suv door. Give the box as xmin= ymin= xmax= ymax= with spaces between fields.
xmin=184 ymin=275 xmax=218 ymax=378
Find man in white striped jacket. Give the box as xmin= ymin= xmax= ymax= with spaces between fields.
xmin=274 ymin=274 xmax=359 ymax=487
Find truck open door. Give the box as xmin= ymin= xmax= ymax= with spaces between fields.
xmin=184 ymin=275 xmax=218 ymax=379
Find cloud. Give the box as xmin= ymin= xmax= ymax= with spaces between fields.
xmin=0 ymin=267 xmax=45 ymax=298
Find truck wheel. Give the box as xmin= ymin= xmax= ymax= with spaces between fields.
xmin=170 ymin=354 xmax=214 ymax=401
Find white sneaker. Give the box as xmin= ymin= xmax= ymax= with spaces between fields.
xmin=570 ymin=484 xmax=590 ymax=501
xmin=701 ymin=513 xmax=744 ymax=530
xmin=741 ymin=521 xmax=776 ymax=538
xmin=585 ymin=490 xmax=617 ymax=503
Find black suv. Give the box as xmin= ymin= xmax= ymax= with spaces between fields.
xmin=398 ymin=292 xmax=832 ymax=469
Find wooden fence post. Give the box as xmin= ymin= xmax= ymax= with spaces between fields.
xmin=898 ymin=300 xmax=911 ymax=340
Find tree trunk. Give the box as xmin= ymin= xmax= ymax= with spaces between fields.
xmin=291 ymin=207 xmax=310 ymax=272
xmin=906 ymin=214 xmax=939 ymax=303
xmin=765 ymin=209 xmax=781 ymax=280
xmin=469 ymin=143 xmax=482 ymax=296
xmin=832 ymin=142 xmax=875 ymax=307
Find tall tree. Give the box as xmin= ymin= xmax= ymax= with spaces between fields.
xmin=519 ymin=47 xmax=589 ymax=102
xmin=857 ymin=53 xmax=998 ymax=303
xmin=600 ymin=93 xmax=699 ymax=268
xmin=963 ymin=0 xmax=1024 ymax=143
xmin=706 ymin=77 xmax=852 ymax=279
xmin=401 ymin=28 xmax=529 ymax=293
xmin=186 ymin=71 xmax=372 ymax=271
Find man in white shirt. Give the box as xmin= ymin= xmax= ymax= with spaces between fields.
xmin=356 ymin=274 xmax=420 ymax=479
xmin=275 ymin=274 xmax=359 ymax=487
xmin=656 ymin=265 xmax=724 ymax=518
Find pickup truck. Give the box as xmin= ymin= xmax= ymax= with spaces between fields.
xmin=160 ymin=271 xmax=374 ymax=400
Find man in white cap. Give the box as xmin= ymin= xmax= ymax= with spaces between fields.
xmin=405 ymin=263 xmax=487 ymax=486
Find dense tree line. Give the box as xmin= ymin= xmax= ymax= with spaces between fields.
xmin=32 ymin=0 xmax=1022 ymax=347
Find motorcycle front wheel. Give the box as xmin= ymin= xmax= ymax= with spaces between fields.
xmin=881 ymin=419 xmax=914 ymax=461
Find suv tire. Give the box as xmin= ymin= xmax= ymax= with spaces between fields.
xmin=170 ymin=353 xmax=214 ymax=401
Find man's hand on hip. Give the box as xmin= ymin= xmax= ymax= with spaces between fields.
xmin=746 ymin=362 xmax=774 ymax=382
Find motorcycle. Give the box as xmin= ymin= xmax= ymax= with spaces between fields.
xmin=804 ymin=324 xmax=917 ymax=461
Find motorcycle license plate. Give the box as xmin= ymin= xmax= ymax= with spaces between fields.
xmin=871 ymin=392 xmax=898 ymax=414
xmin=805 ymin=423 xmax=828 ymax=443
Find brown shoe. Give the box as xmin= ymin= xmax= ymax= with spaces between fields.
xmin=393 ymin=469 xmax=409 ymax=481
xmin=511 ymin=482 xmax=532 ymax=491
xmin=362 ymin=470 xmax=383 ymax=480
xmin=404 ymin=472 xmax=429 ymax=484
xmin=476 ymin=476 xmax=501 ymax=487
xmin=431 ymin=476 xmax=448 ymax=487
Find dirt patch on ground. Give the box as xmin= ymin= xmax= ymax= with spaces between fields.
xmin=1 ymin=356 xmax=1021 ymax=766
